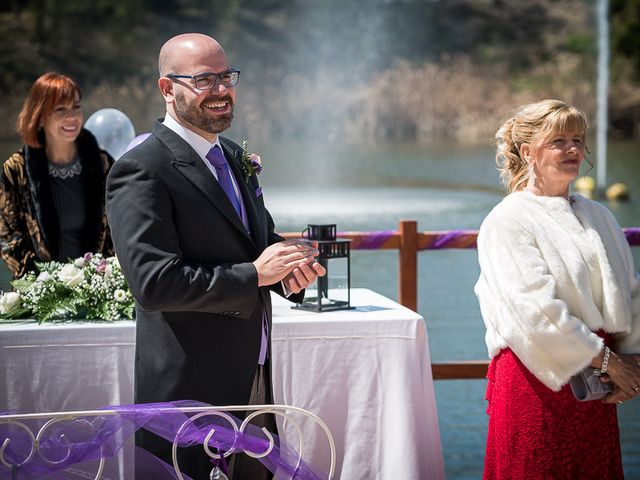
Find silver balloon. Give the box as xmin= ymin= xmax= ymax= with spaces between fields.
xmin=84 ymin=108 xmax=135 ymax=160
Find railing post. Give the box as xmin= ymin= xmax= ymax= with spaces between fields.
xmin=398 ymin=220 xmax=418 ymax=311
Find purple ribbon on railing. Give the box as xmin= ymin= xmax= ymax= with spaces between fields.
xmin=429 ymin=230 xmax=471 ymax=249
xmin=0 ymin=401 xmax=324 ymax=480
xmin=289 ymin=226 xmax=639 ymax=251
xmin=346 ymin=230 xmax=395 ymax=249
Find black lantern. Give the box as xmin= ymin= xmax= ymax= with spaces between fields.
xmin=293 ymin=224 xmax=352 ymax=312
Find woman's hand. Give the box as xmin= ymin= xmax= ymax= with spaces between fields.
xmin=602 ymin=353 xmax=640 ymax=404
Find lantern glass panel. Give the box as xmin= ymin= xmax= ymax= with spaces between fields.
xmin=306 ymin=256 xmax=349 ymax=306
xmin=294 ymin=234 xmax=352 ymax=312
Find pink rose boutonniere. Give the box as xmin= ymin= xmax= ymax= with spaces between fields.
xmin=241 ymin=139 xmax=262 ymax=183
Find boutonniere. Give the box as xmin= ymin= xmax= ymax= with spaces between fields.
xmin=241 ymin=139 xmax=262 ymax=183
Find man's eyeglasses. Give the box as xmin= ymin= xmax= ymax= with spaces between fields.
xmin=166 ymin=68 xmax=240 ymax=91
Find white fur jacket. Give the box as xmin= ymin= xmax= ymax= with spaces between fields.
xmin=475 ymin=191 xmax=640 ymax=391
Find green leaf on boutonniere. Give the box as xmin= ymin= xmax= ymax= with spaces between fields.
xmin=240 ymin=139 xmax=263 ymax=183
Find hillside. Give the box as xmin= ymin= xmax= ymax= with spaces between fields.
xmin=1 ymin=0 xmax=639 ymax=142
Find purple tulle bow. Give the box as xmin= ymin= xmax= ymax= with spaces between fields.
xmin=0 ymin=400 xmax=325 ymax=479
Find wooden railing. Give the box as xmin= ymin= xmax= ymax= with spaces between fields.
xmin=283 ymin=221 xmax=640 ymax=381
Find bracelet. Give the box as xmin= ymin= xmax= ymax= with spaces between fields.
xmin=601 ymin=346 xmax=611 ymax=374
xmin=593 ymin=346 xmax=611 ymax=377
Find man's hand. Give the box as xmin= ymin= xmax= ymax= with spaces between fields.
xmin=282 ymin=261 xmax=327 ymax=294
xmin=253 ymin=239 xmax=319 ymax=287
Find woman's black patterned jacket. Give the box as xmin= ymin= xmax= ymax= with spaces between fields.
xmin=0 ymin=129 xmax=114 ymax=278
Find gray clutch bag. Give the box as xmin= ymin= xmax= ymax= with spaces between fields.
xmin=569 ymin=367 xmax=613 ymax=401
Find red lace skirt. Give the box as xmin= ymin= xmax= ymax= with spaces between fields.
xmin=484 ymin=348 xmax=623 ymax=480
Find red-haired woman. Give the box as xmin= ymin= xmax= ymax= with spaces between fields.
xmin=0 ymin=72 xmax=114 ymax=278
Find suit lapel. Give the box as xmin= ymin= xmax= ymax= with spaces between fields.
xmin=153 ymin=122 xmax=253 ymax=244
xmin=221 ymin=139 xmax=267 ymax=250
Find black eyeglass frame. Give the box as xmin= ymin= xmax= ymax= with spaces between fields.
xmin=166 ymin=68 xmax=241 ymax=91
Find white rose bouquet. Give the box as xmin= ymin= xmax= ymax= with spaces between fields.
xmin=0 ymin=253 xmax=135 ymax=323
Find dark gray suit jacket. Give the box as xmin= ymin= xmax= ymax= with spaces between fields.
xmin=106 ymin=120 xmax=302 ymax=410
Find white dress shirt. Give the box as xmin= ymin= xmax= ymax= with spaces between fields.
xmin=162 ymin=113 xmax=242 ymax=199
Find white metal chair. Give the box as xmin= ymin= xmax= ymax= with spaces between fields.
xmin=0 ymin=404 xmax=336 ymax=479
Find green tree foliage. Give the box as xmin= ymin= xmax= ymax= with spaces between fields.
xmin=0 ymin=0 xmax=599 ymax=91
xmin=0 ymin=0 xmax=237 ymax=91
xmin=1 ymin=0 xmax=639 ymax=139
xmin=611 ymin=0 xmax=640 ymax=79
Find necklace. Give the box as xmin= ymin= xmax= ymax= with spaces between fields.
xmin=49 ymin=154 xmax=82 ymax=179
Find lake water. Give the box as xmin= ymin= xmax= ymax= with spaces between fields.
xmin=1 ymin=137 xmax=639 ymax=478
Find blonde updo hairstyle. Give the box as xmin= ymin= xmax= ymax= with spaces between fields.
xmin=495 ymin=99 xmax=588 ymax=192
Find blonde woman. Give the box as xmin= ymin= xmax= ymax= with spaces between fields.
xmin=475 ymin=99 xmax=640 ymax=479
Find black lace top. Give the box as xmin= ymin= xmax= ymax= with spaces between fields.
xmin=48 ymin=155 xmax=85 ymax=260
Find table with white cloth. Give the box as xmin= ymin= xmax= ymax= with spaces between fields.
xmin=271 ymin=288 xmax=443 ymax=480
xmin=0 ymin=288 xmax=444 ymax=479
xmin=0 ymin=320 xmax=137 ymax=478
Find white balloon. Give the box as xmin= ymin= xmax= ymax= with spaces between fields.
xmin=84 ymin=108 xmax=135 ymax=160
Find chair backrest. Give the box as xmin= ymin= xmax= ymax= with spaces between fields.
xmin=0 ymin=404 xmax=335 ymax=479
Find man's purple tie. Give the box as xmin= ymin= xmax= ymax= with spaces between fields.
xmin=206 ymin=144 xmax=268 ymax=365
xmin=206 ymin=145 xmax=242 ymax=217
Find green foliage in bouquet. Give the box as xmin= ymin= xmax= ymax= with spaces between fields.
xmin=0 ymin=254 xmax=135 ymax=323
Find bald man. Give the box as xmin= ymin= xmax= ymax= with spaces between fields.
xmin=106 ymin=33 xmax=325 ymax=479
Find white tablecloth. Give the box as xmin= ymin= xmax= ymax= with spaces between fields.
xmin=0 ymin=288 xmax=443 ymax=479
xmin=272 ymin=288 xmax=443 ymax=480
xmin=0 ymin=320 xmax=136 ymax=478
